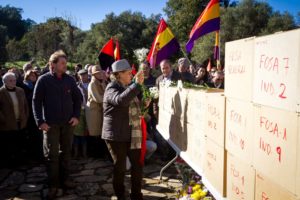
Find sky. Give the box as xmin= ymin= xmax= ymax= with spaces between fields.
xmin=0 ymin=0 xmax=299 ymax=30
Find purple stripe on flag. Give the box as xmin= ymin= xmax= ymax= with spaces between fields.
xmin=149 ymin=38 xmax=180 ymax=68
xmin=186 ymin=18 xmax=220 ymax=53
xmin=214 ymin=46 xmax=219 ymax=60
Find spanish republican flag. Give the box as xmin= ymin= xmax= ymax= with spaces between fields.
xmin=147 ymin=18 xmax=180 ymax=68
xmin=98 ymin=38 xmax=115 ymax=71
xmin=186 ymin=0 xmax=220 ymax=53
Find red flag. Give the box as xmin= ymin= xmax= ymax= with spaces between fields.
xmin=206 ymin=59 xmax=212 ymax=72
xmin=140 ymin=116 xmax=147 ymax=166
xmin=114 ymin=39 xmax=121 ymax=60
xmin=132 ymin=64 xmax=137 ymax=75
xmin=98 ymin=38 xmax=115 ymax=71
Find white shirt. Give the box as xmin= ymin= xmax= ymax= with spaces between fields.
xmin=8 ymin=91 xmax=20 ymax=120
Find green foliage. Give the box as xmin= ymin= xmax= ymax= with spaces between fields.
xmin=189 ymin=0 xmax=297 ymax=65
xmin=0 ymin=5 xmax=33 ymax=40
xmin=76 ymin=11 xmax=160 ymax=65
xmin=0 ymin=25 xmax=8 ymax=64
xmin=0 ymin=1 xmax=298 ymax=68
xmin=164 ymin=0 xmax=209 ymax=42
xmin=0 ymin=5 xmax=35 ymax=63
xmin=164 ymin=0 xmax=238 ymax=43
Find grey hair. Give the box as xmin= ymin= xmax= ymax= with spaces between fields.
xmin=110 ymin=73 xmax=118 ymax=81
xmin=2 ymin=72 xmax=16 ymax=83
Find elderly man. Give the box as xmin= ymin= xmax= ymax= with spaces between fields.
xmin=33 ymin=50 xmax=82 ymax=199
xmin=210 ymin=70 xmax=225 ymax=89
xmin=155 ymin=59 xmax=181 ymax=87
xmin=0 ymin=72 xmax=29 ymax=167
xmin=153 ymin=60 xmax=180 ymax=161
xmin=177 ymin=57 xmax=195 ymax=83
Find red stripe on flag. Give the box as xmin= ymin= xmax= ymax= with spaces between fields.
xmin=100 ymin=38 xmax=114 ymax=57
xmin=140 ymin=116 xmax=147 ymax=166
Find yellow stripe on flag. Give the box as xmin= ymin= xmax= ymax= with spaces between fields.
xmin=153 ymin=27 xmax=175 ymax=50
xmin=194 ymin=3 xmax=220 ymax=31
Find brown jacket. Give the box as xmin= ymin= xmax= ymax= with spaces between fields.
xmin=0 ymin=86 xmax=29 ymax=131
xmin=86 ymin=78 xmax=106 ymax=136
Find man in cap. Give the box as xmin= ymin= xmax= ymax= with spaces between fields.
xmin=77 ymin=69 xmax=89 ymax=101
xmin=177 ymin=57 xmax=195 ymax=83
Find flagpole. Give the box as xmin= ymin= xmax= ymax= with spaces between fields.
xmin=179 ymin=45 xmax=193 ymax=66
xmin=218 ymin=31 xmax=221 ymax=70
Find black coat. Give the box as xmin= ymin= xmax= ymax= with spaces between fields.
xmin=32 ymin=72 xmax=82 ymax=126
xmin=101 ymin=81 xmax=141 ymax=142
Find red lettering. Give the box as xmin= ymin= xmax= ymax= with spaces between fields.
xmin=260 ymin=116 xmax=266 ymax=128
xmin=262 ymin=192 xmax=269 ymax=200
xmin=273 ymin=57 xmax=279 ymax=73
xmin=260 ymin=55 xmax=266 ymax=68
xmin=207 ymin=161 xmax=212 ymax=170
xmin=232 ymin=183 xmax=245 ymax=199
xmin=231 ymin=164 xmax=240 ymax=178
xmin=230 ymin=110 xmax=242 ymax=125
xmin=276 ymin=146 xmax=282 ymax=163
xmin=241 ymin=176 xmax=245 ymax=186
xmin=278 ymin=83 xmax=287 ymax=99
xmin=283 ymin=128 xmax=287 ymax=140
xmin=240 ymin=139 xmax=245 ymax=150
xmin=283 ymin=57 xmax=289 ymax=75
xmin=234 ymin=185 xmax=240 ymax=195
xmin=259 ymin=137 xmax=271 ymax=155
xmin=228 ymin=64 xmax=245 ymax=74
xmin=260 ymin=80 xmax=274 ymax=95
xmin=208 ymin=104 xmax=220 ymax=119
xmin=259 ymin=55 xmax=279 ymax=73
xmin=229 ymin=130 xmax=238 ymax=145
xmin=273 ymin=123 xmax=279 ymax=137
xmin=208 ymin=121 xmax=217 ymax=130
xmin=260 ymin=116 xmax=287 ymax=141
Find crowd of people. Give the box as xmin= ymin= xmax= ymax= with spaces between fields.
xmin=0 ymin=50 xmax=224 ymax=200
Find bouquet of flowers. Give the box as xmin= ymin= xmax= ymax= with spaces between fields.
xmin=176 ymin=179 xmax=211 ymax=200
xmin=134 ymin=48 xmax=149 ymax=63
xmin=149 ymin=86 xmax=159 ymax=99
xmin=175 ymin=158 xmax=212 ymax=200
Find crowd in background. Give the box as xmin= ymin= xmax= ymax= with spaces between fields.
xmin=0 ymin=53 xmax=224 ymax=199
xmin=0 ymin=56 xmax=224 ymax=167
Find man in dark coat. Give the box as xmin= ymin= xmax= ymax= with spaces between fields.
xmin=32 ymin=50 xmax=82 ymax=199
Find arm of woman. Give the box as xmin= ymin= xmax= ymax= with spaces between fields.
xmin=106 ymin=83 xmax=141 ymax=107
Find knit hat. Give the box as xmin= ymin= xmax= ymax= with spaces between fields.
xmin=112 ymin=59 xmax=131 ymax=73
xmin=178 ymin=58 xmax=189 ymax=67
